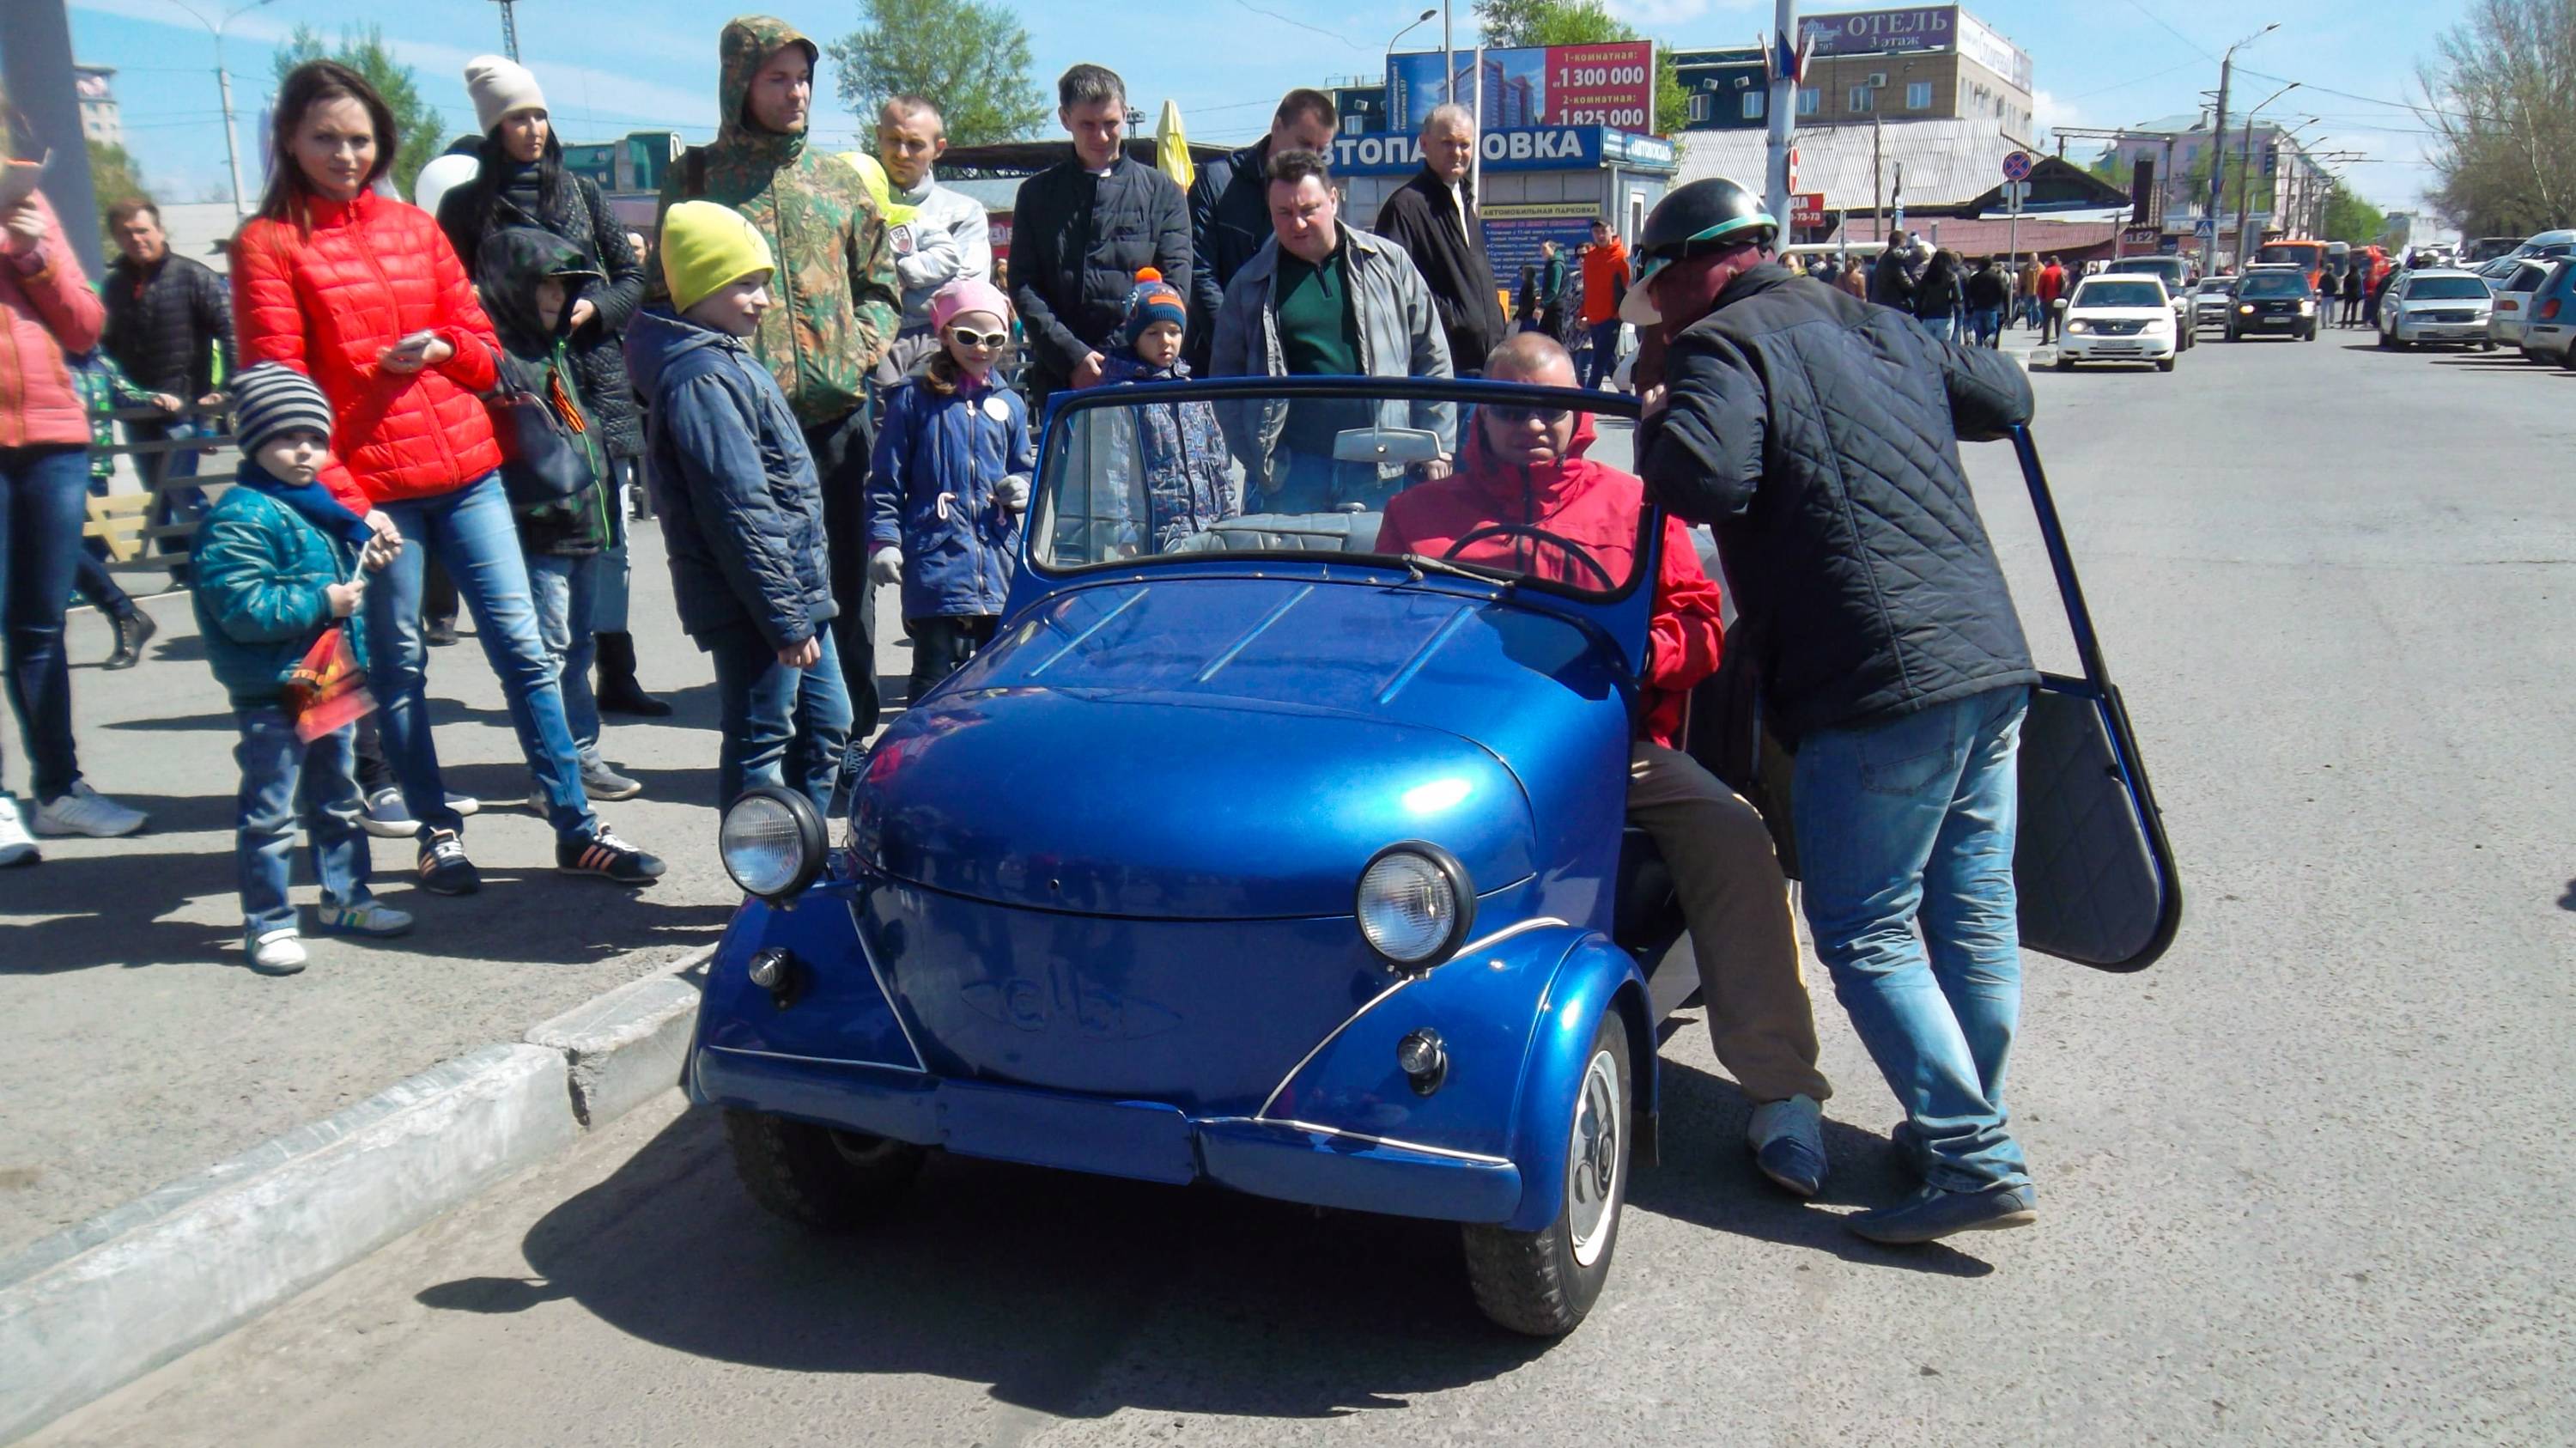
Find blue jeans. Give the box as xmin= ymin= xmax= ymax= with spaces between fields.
xmin=364 ymin=473 xmax=593 ymax=840
xmin=1581 ymin=318 xmax=1623 ymax=390
xmin=1793 ymin=687 xmax=2032 ymax=1193
xmin=1920 ymin=315 xmax=1956 ymax=343
xmin=234 ymin=706 xmax=371 ymax=942
xmin=525 ymin=551 xmax=604 ymax=763
xmin=592 ymin=538 xmax=631 ymax=636
xmin=1970 ymin=307 xmax=2003 ymax=347
xmin=0 ymin=445 xmax=88 ymax=804
xmin=706 ymin=624 xmax=854 ymax=813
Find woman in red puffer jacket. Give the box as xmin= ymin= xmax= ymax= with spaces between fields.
xmin=233 ymin=60 xmax=661 ymax=891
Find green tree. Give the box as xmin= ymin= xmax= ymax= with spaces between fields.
xmin=2319 ymin=183 xmax=2388 ymax=244
xmin=87 ymin=140 xmax=146 ymax=246
xmin=2417 ymin=0 xmax=2576 ymax=234
xmin=827 ymin=0 xmax=1049 ymax=149
xmin=270 ymin=23 xmax=439 ymax=198
xmin=1472 ymin=0 xmax=1691 ymax=137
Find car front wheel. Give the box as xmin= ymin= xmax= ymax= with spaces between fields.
xmin=2055 ymin=356 xmax=2075 ymax=371
xmin=1462 ymin=1013 xmax=1631 ymax=1336
xmin=724 ymin=1109 xmax=927 ymax=1230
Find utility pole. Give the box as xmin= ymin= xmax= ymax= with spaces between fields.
xmin=1442 ymin=0 xmax=1453 ymax=119
xmin=163 ymin=0 xmax=277 ymax=222
xmin=1765 ymin=0 xmax=1796 ymax=234
xmin=1873 ymin=108 xmax=1883 ymax=243
xmin=492 ymin=0 xmax=520 ymax=61
xmin=2202 ymin=22 xmax=2279 ymax=275
xmin=1893 ymin=160 xmax=1905 ymax=236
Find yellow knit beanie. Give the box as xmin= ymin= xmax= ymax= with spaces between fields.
xmin=660 ymin=201 xmax=776 ymax=315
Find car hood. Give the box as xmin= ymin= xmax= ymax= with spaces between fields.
xmin=852 ymin=577 xmax=1556 ymax=919
xmin=2069 ymin=306 xmax=2169 ymax=319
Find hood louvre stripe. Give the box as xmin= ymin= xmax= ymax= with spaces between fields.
xmin=1195 ymin=585 xmax=1315 ymax=684
xmin=1031 ymin=587 xmax=1149 ymax=676
xmin=1376 ymin=605 xmax=1478 ymax=705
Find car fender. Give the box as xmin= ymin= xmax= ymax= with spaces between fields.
xmin=1501 ymin=932 xmax=1656 ymax=1235
xmin=1255 ymin=920 xmax=1654 ymax=1188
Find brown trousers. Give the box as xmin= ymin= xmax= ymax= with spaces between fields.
xmin=1627 ymin=742 xmax=1832 ymax=1104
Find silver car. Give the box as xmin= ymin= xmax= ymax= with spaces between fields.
xmin=2377 ymin=270 xmax=2495 ymax=350
xmin=2191 ymin=275 xmax=2239 ymax=330
xmin=2489 ymin=260 xmax=2553 ymax=348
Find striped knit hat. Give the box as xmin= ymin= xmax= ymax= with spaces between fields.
xmin=228 ymin=362 xmax=336 ymax=459
xmin=1121 ymin=268 xmax=1186 ymax=344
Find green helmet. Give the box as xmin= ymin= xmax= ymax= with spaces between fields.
xmin=1631 ymin=177 xmax=1781 ymax=292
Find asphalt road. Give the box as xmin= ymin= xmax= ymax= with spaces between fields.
xmin=29 ymin=324 xmax=2576 ymax=1445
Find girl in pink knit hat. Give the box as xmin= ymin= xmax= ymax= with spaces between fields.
xmin=865 ymin=277 xmax=1033 ymax=703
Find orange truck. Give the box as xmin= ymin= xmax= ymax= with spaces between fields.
xmin=2252 ymin=238 xmax=2330 ymax=290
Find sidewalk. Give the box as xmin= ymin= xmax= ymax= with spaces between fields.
xmin=0 ymin=526 xmax=905 ymax=1260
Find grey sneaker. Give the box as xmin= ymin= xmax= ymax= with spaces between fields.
xmin=33 ymin=781 xmax=148 ymax=838
xmin=362 ymin=788 xmax=483 ymax=837
xmin=316 ymin=898 xmax=413 ymax=938
xmin=580 ymin=758 xmax=643 ymax=800
xmin=1748 ymin=1094 xmax=1828 ymax=1197
xmin=1847 ymin=1183 xmax=2038 ymax=1244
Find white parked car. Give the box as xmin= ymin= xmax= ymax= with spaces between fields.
xmin=2376 ymin=270 xmax=2496 ymax=350
xmin=2488 ymin=259 xmax=2552 ymax=348
xmin=2055 ymin=276 xmax=2181 ymax=372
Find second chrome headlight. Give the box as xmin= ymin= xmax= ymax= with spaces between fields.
xmin=1355 ymin=843 xmax=1473 ymax=970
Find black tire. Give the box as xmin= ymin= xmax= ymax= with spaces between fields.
xmin=2054 ymin=357 xmax=2075 ymax=372
xmin=2155 ymin=357 xmax=2176 ymax=372
xmin=723 ymin=1109 xmax=926 ymax=1230
xmin=2561 ymin=346 xmax=2576 ymax=370
xmin=2521 ymin=346 xmax=2545 ymax=363
xmin=1462 ymin=1013 xmax=1632 ymax=1336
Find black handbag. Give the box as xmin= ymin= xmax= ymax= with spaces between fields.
xmin=483 ymin=353 xmax=594 ymax=508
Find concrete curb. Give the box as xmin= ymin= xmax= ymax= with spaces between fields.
xmin=0 ymin=946 xmax=714 ymax=1444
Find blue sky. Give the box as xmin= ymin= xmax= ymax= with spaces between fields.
xmin=70 ymin=0 xmax=2464 ymax=217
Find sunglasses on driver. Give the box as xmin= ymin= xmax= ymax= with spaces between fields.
xmin=1484 ymin=404 xmax=1573 ymax=426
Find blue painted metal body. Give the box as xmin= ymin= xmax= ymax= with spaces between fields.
xmin=689 ymin=377 xmax=1674 ymax=1232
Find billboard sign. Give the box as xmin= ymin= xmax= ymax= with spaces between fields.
xmin=1791 ymin=192 xmax=1827 ymax=228
xmin=1330 ymin=125 xmax=1609 ymax=176
xmin=1387 ymin=42 xmax=1656 ymax=135
xmin=1798 ymin=6 xmax=1958 ymax=58
xmin=1955 ymin=9 xmax=2034 ymax=90
xmin=1483 ymin=202 xmax=1601 ymax=276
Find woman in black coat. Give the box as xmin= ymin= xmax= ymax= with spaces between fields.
xmin=437 ymin=57 xmax=669 ymax=716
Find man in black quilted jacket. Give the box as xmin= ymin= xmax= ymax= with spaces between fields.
xmin=101 ymin=199 xmax=234 ymax=554
xmin=1631 ymin=179 xmax=2043 ymax=1246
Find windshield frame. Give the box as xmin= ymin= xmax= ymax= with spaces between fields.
xmin=2239 ymin=274 xmax=2312 ymax=298
xmin=2405 ymin=276 xmax=2493 ymax=301
xmin=2073 ymin=280 xmax=2168 ymax=309
xmin=1024 ymin=374 xmax=1656 ymax=609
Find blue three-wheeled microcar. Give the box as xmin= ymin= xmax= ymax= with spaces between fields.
xmin=686 ymin=375 xmax=2178 ymax=1335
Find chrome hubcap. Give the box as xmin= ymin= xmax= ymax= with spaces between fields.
xmin=1566 ymin=1047 xmax=1623 ymax=1266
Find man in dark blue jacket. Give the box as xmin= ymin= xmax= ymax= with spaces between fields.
xmin=1631 ymin=179 xmax=2041 ymax=1247
xmin=1185 ymin=88 xmax=1339 ymax=374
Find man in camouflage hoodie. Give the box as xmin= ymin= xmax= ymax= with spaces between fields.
xmin=657 ymin=14 xmax=902 ymax=738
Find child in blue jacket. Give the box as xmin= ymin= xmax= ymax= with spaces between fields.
xmin=866 ymin=277 xmax=1034 ymax=705
xmin=1093 ymin=269 xmax=1234 ymax=549
xmin=191 ymin=365 xmax=411 ymax=975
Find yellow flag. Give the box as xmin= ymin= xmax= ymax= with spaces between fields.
xmin=1155 ymin=100 xmax=1194 ymax=192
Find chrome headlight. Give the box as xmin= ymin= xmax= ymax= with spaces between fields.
xmin=720 ymin=786 xmax=827 ymax=900
xmin=1355 ymin=842 xmax=1474 ymax=970
xmin=2299 ymin=300 xmax=2317 ymax=315
xmin=2065 ymin=319 xmax=2092 ymax=334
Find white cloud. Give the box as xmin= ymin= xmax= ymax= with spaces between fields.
xmin=2032 ymin=88 xmax=2081 ymax=137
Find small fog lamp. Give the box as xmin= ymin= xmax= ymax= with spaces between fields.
xmin=1397 ymin=1028 xmax=1449 ymax=1095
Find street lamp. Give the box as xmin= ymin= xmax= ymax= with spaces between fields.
xmin=2233 ymin=82 xmax=2298 ymax=258
xmin=1389 ymin=8 xmax=1436 ymax=58
xmin=2202 ymin=21 xmax=2278 ymax=274
xmin=160 ymin=0 xmax=276 ymax=221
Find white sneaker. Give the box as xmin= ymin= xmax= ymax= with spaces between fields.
xmin=33 ymin=781 xmax=149 ymax=838
xmin=361 ymin=788 xmax=483 ymax=838
xmin=0 ymin=797 xmax=38 ymax=867
xmin=248 ymin=930 xmax=308 ymax=975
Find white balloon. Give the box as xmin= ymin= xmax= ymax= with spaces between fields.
xmin=412 ymin=153 xmax=483 ymax=216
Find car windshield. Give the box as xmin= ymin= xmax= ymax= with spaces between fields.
xmin=2409 ymin=277 xmax=2492 ymax=300
xmin=2240 ymin=274 xmax=2311 ymax=298
xmin=1031 ymin=379 xmax=1649 ymax=599
xmin=2075 ymin=281 xmax=2166 ymax=308
xmin=2198 ymin=278 xmax=2237 ymax=293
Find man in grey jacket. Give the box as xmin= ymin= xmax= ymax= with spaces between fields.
xmin=873 ymin=94 xmax=991 ymax=380
xmin=1209 ymin=149 xmax=1453 ymax=511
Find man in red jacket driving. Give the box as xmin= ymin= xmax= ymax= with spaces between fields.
xmin=1373 ymin=333 xmax=1836 ymax=1195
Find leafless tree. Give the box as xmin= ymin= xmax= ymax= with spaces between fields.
xmin=2419 ymin=0 xmax=2576 ymax=233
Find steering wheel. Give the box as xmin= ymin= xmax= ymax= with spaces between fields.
xmin=1443 ymin=522 xmax=1617 ymax=591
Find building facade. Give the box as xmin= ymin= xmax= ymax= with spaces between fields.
xmin=2099 ymin=113 xmax=2334 ymax=251
xmin=1676 ymin=4 xmax=2032 ymax=141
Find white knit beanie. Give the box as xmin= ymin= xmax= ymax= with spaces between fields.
xmin=464 ymin=54 xmax=547 ymax=135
